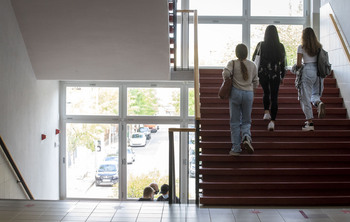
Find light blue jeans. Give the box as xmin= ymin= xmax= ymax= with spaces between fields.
xmin=229 ymin=86 xmax=254 ymax=152
xmin=300 ymin=63 xmax=324 ymax=120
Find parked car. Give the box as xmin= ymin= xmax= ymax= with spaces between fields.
xmin=127 ymin=147 xmax=136 ymax=164
xmin=130 ymin=133 xmax=147 ymax=147
xmin=138 ymin=127 xmax=151 ymax=140
xmin=104 ymin=154 xmax=118 ymax=163
xmin=144 ymin=124 xmax=158 ymax=133
xmin=95 ymin=161 xmax=118 ymax=186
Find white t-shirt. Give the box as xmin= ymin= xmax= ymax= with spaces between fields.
xmin=297 ymin=45 xmax=317 ymax=63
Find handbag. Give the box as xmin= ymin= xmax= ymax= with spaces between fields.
xmin=218 ymin=61 xmax=234 ymax=99
xmin=253 ymin=43 xmax=261 ymax=69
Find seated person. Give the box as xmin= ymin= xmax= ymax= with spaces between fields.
xmin=156 ymin=184 xmax=180 ymax=203
xmin=138 ymin=186 xmax=154 ymax=201
xmin=149 ymin=182 xmax=159 ymax=195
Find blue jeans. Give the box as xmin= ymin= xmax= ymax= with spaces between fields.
xmin=229 ymin=86 xmax=254 ymax=152
xmin=300 ymin=63 xmax=324 ymax=120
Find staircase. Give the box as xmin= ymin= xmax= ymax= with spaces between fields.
xmin=199 ymin=69 xmax=350 ymax=205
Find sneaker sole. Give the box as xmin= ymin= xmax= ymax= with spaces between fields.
xmin=302 ymin=127 xmax=314 ymax=131
xmin=318 ymin=103 xmax=326 ymax=119
xmin=242 ymin=141 xmax=254 ymax=154
xmin=263 ymin=115 xmax=271 ymax=120
xmin=229 ymin=151 xmax=240 ymax=156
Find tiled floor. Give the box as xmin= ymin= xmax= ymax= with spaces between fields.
xmin=0 ymin=200 xmax=350 ymax=222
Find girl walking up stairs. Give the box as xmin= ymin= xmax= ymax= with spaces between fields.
xmin=198 ymin=68 xmax=350 ymax=205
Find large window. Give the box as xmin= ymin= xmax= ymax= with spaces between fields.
xmin=250 ymin=24 xmax=303 ymax=66
xmin=66 ymin=123 xmax=119 ymax=199
xmin=126 ymin=124 xmax=179 ymax=200
xmin=66 ymin=87 xmax=119 ymax=116
xmin=190 ymin=0 xmax=242 ymax=16
xmin=177 ymin=0 xmax=308 ymax=68
xmin=62 ymin=83 xmax=195 ymax=201
xmin=127 ymin=88 xmax=180 ymax=116
xmin=251 ymin=0 xmax=303 ymax=17
xmin=196 ymin=24 xmax=242 ymax=67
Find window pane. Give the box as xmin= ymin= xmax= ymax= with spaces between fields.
xmin=127 ymin=88 xmax=180 ymax=116
xmin=188 ymin=126 xmax=195 ymax=200
xmin=251 ymin=0 xmax=303 ymax=17
xmin=66 ymin=87 xmax=119 ymax=115
xmin=192 ymin=24 xmax=242 ymax=67
xmin=190 ymin=0 xmax=242 ymax=16
xmin=66 ymin=123 xmax=119 ymax=199
xmin=126 ymin=124 xmax=179 ymax=200
xmin=188 ymin=88 xmax=194 ymax=116
xmin=250 ymin=24 xmax=303 ymax=66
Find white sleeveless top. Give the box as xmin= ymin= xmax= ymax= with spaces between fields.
xmin=297 ymin=45 xmax=317 ymax=63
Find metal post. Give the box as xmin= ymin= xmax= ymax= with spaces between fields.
xmin=168 ymin=131 xmax=176 ymax=204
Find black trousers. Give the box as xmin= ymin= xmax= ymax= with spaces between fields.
xmin=259 ymin=73 xmax=281 ymax=121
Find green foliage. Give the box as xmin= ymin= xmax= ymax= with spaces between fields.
xmin=278 ymin=25 xmax=303 ymax=66
xmin=250 ymin=24 xmax=303 ymax=67
xmin=67 ymin=124 xmax=107 ymax=153
xmin=171 ymin=90 xmax=180 ymax=115
xmin=97 ymin=88 xmax=119 ymax=115
xmin=188 ymin=88 xmax=195 ymax=116
xmin=128 ymin=88 xmax=159 ymax=116
xmin=121 ymin=169 xmax=168 ymax=199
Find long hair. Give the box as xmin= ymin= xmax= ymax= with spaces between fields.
xmin=302 ymin=27 xmax=322 ymax=57
xmin=262 ymin=25 xmax=284 ymax=63
xmin=235 ymin=44 xmax=248 ymax=81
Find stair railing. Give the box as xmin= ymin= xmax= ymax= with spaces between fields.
xmin=168 ymin=9 xmax=200 ymax=204
xmin=168 ymin=128 xmax=196 ymax=204
xmin=0 ymin=136 xmax=34 ymax=200
xmin=329 ymin=13 xmax=350 ymax=63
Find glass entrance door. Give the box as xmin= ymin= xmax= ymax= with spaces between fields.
xmin=66 ymin=123 xmax=119 ymax=199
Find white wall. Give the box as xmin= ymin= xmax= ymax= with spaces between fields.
xmin=11 ymin=0 xmax=171 ymax=81
xmin=0 ymin=0 xmax=60 ymax=199
xmin=0 ymin=145 xmax=27 ymax=199
xmin=320 ymin=1 xmax=350 ymax=117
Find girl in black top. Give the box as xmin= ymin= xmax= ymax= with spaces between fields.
xmin=252 ymin=25 xmax=286 ymax=131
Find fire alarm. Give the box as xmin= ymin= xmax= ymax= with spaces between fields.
xmin=55 ymin=129 xmax=60 ymax=135
xmin=41 ymin=134 xmax=47 ymax=140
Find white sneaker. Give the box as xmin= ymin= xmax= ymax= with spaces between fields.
xmin=302 ymin=121 xmax=314 ymax=131
xmin=268 ymin=121 xmax=275 ymax=131
xmin=318 ymin=102 xmax=326 ymax=119
xmin=242 ymin=139 xmax=254 ymax=154
xmin=263 ymin=113 xmax=271 ymax=120
xmin=229 ymin=150 xmax=240 ymax=156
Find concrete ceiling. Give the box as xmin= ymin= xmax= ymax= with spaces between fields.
xmin=11 ymin=0 xmax=170 ymax=81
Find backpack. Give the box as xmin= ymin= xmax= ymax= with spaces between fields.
xmin=317 ymin=48 xmax=332 ymax=78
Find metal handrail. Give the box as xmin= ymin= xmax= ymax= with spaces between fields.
xmin=168 ymin=128 xmax=195 ymax=204
xmin=175 ymin=10 xmax=200 ymax=120
xmin=329 ymin=13 xmax=350 ymax=63
xmin=0 ymin=136 xmax=34 ymax=200
xmin=169 ymin=8 xmax=200 ymax=205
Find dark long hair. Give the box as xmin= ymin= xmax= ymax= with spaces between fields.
xmin=235 ymin=44 xmax=248 ymax=81
xmin=262 ymin=25 xmax=284 ymax=64
xmin=302 ymin=27 xmax=322 ymax=56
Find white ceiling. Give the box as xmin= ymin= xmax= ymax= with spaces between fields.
xmin=11 ymin=0 xmax=170 ymax=81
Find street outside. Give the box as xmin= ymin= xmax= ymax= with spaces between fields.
xmin=66 ymin=125 xmax=195 ymax=200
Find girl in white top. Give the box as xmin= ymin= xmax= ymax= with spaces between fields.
xmin=296 ymin=27 xmax=326 ymax=131
xmin=222 ymin=44 xmax=259 ymax=156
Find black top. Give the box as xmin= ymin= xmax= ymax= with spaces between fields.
xmin=157 ymin=195 xmax=180 ymax=203
xmin=252 ymin=41 xmax=286 ymax=79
